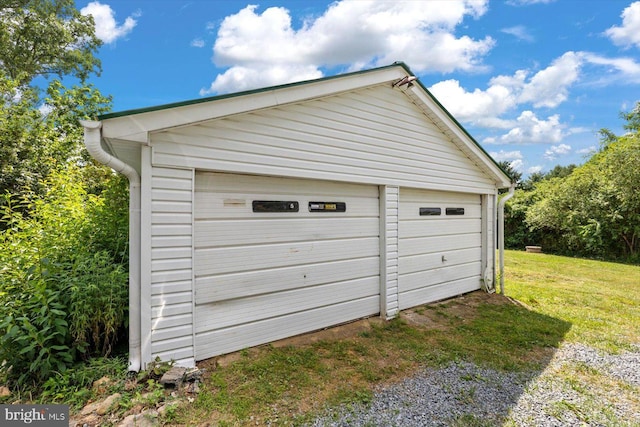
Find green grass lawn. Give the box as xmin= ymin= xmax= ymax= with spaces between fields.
xmin=166 ymin=251 xmax=639 ymax=426
xmin=32 ymin=250 xmax=636 ymax=426
xmin=505 ymin=250 xmax=640 ymax=352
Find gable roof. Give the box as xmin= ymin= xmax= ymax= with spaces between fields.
xmin=98 ymin=62 xmax=511 ymax=188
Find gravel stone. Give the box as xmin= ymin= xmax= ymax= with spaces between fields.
xmin=307 ymin=343 xmax=640 ymax=427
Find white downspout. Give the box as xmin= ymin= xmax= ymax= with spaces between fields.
xmin=497 ymin=183 xmax=516 ymax=295
xmin=81 ymin=120 xmax=142 ymax=372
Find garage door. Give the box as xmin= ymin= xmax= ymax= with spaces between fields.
xmin=398 ymin=188 xmax=482 ymax=310
xmin=193 ymin=172 xmax=381 ymax=360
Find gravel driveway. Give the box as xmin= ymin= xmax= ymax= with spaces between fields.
xmin=307 ymin=343 xmax=640 ymax=427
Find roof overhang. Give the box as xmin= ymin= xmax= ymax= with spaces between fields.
xmin=99 ymin=62 xmax=511 ymax=188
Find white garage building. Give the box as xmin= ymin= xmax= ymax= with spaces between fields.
xmin=82 ymin=62 xmax=511 ymax=370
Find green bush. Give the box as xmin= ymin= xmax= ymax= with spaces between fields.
xmin=0 ymin=166 xmax=128 ymax=387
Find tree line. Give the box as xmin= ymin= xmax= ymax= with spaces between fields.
xmin=501 ymin=107 xmax=640 ymax=264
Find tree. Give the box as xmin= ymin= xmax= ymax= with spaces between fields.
xmin=621 ymin=102 xmax=640 ymax=133
xmin=506 ymin=103 xmax=640 ymax=261
xmin=0 ymin=71 xmax=111 ymax=201
xmin=0 ymin=0 xmax=101 ymax=85
xmin=526 ymin=114 xmax=640 ymax=261
xmin=0 ymin=0 xmax=110 ymax=199
xmin=497 ymin=160 xmax=521 ymax=185
xmin=545 ymin=164 xmax=577 ymax=180
xmin=0 ymin=1 xmax=129 ymax=388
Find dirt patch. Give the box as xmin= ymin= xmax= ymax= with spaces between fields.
xmin=202 ymin=290 xmax=510 ymax=370
xmin=206 ymin=317 xmax=386 ymax=369
xmin=402 ymin=290 xmax=512 ymax=328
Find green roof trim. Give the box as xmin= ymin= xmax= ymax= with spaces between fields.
xmin=99 ymin=61 xmax=510 ymax=184
xmin=98 ymin=62 xmax=412 ymax=121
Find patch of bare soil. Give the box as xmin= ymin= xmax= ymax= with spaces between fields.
xmin=402 ymin=290 xmax=512 ymax=329
xmin=202 ymin=290 xmax=510 ymax=370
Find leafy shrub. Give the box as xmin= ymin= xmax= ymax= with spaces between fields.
xmin=0 ymin=166 xmax=128 ymax=387
xmin=40 ymin=355 xmax=127 ymax=407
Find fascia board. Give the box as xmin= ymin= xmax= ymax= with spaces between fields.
xmin=101 ymin=67 xmax=407 ymax=142
xmin=406 ymin=85 xmax=512 ymax=187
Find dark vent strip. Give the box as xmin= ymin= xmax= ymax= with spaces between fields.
xmin=252 ymin=201 xmax=299 ymax=212
xmin=419 ymin=207 xmax=441 ymax=216
xmin=446 ymin=207 xmax=465 ymax=215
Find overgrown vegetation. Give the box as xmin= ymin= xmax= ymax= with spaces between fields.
xmin=0 ymin=168 xmax=129 ymax=386
xmin=503 ymin=104 xmax=640 ymax=263
xmin=0 ymin=0 xmax=127 ymax=390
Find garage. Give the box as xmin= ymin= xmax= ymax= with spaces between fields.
xmin=82 ymin=62 xmax=512 ymax=369
xmin=398 ymin=188 xmax=482 ymax=309
xmin=193 ymin=172 xmax=381 ymax=360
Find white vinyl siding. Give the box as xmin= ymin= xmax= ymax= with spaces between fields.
xmin=380 ymin=186 xmax=399 ymax=319
xmin=398 ymin=188 xmax=482 ymax=309
xmin=151 ymin=85 xmax=496 ymax=194
xmin=149 ymin=167 xmax=194 ymax=363
xmin=193 ymin=172 xmax=380 ymax=360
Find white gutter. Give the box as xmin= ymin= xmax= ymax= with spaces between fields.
xmin=81 ymin=120 xmax=142 ymax=372
xmin=497 ymin=183 xmax=516 ymax=294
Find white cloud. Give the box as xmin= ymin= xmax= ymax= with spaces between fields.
xmin=501 ymin=25 xmax=534 ymax=42
xmin=200 ymin=65 xmax=323 ymax=95
xmin=518 ymin=51 xmax=582 ymax=108
xmin=204 ymin=1 xmax=493 ymax=94
xmin=577 ymin=146 xmax=596 ymax=155
xmin=605 ymin=1 xmax=640 ymax=48
xmin=81 ymin=2 xmax=138 ymax=44
xmin=582 ymin=53 xmax=640 ymax=82
xmin=429 ymin=78 xmax=519 ymax=127
xmin=190 ymin=38 xmax=205 ymax=48
xmin=429 ymin=53 xmax=582 ymax=127
xmin=496 ymin=111 xmax=565 ymax=145
xmin=544 ymin=143 xmax=572 ymax=160
xmin=527 ymin=165 xmax=543 ymax=174
xmin=489 ymin=150 xmax=523 ymax=162
xmin=510 ymin=159 xmax=524 ymax=171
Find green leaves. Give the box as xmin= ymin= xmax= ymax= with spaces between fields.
xmin=0 ymin=166 xmax=128 ymax=387
xmin=506 ymin=103 xmax=640 ymax=262
xmin=0 ymin=0 xmax=101 ymax=85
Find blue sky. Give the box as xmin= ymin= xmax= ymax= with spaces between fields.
xmin=77 ymin=0 xmax=640 ymax=176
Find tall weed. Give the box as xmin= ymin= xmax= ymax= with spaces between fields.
xmin=0 ymin=166 xmax=128 ymax=387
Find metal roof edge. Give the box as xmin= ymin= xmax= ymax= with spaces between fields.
xmin=99 ymin=62 xmax=411 ymax=121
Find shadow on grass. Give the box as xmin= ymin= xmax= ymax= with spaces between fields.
xmin=302 ymin=292 xmax=574 ymax=426
xmin=183 ymin=292 xmax=572 ymax=426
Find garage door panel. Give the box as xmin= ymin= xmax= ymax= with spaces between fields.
xmin=400 ymin=188 xmax=480 ymax=203
xmin=193 ymin=172 xmax=380 ymax=359
xmin=196 ymin=257 xmax=380 ymax=304
xmin=196 ymin=172 xmax=379 ymax=198
xmin=195 ymin=276 xmax=380 ymax=333
xmin=399 ymin=233 xmax=481 ymax=257
xmin=398 ymin=261 xmax=481 ymax=293
xmin=399 ymin=218 xmax=480 ymax=238
xmin=399 ymin=248 xmax=481 ymax=275
xmin=399 ymin=202 xmax=481 ymax=220
xmin=195 ymin=296 xmax=380 ymax=361
xmin=194 ymin=192 xmax=379 ymax=220
xmin=196 ymin=236 xmax=379 ymax=276
xmin=195 ymin=217 xmax=379 ymax=247
xmin=398 ymin=187 xmax=482 ymax=309
xmin=398 ymin=276 xmax=481 ymax=310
